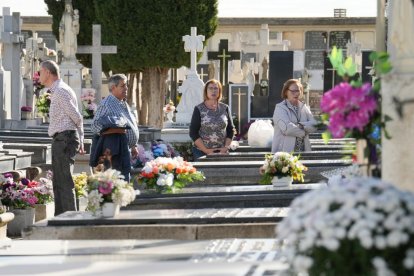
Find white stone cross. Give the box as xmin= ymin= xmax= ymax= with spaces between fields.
xmin=77 ymin=25 xmax=117 ymax=103
xmin=182 ymin=27 xmax=205 ymax=75
xmin=1 ymin=7 xmax=25 ymax=121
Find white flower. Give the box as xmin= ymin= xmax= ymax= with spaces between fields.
xmin=156 ymin=173 xmax=174 ymax=187
xmin=282 ymin=167 xmax=289 ymax=173
xmin=229 ymin=141 xmax=239 ymax=151
xmin=293 ymin=255 xmax=313 ymax=273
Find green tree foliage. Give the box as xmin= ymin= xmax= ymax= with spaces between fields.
xmin=94 ymin=0 xmax=218 ymax=127
xmin=44 ymin=0 xmax=218 ymax=128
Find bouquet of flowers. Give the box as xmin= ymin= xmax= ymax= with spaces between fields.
xmin=33 ymin=71 xmax=44 ymax=97
xmin=151 ymin=140 xmax=179 ymax=159
xmin=86 ymin=169 xmax=136 ymax=213
xmin=139 ymin=157 xmax=205 ymax=193
xmin=131 ymin=144 xmax=154 ymax=168
xmin=163 ymin=100 xmax=175 ymax=114
xmin=80 ymin=88 xmax=97 ymax=119
xmin=259 ymin=152 xmax=307 ymax=184
xmin=277 ymin=177 xmax=414 ymax=275
xmin=72 ymin=172 xmax=88 ymax=199
xmin=0 ymin=173 xmax=38 ymax=209
xmin=35 ymin=91 xmax=51 ymax=116
xmin=25 ymin=176 xmax=54 ymax=205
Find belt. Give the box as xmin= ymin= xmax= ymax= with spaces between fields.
xmin=101 ymin=128 xmax=127 ymax=136
xmin=52 ymin=130 xmax=76 ymax=139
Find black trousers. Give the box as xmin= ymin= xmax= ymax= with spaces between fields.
xmin=52 ymin=130 xmax=79 ymax=215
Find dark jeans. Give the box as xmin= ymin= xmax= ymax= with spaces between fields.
xmin=52 ymin=130 xmax=79 ymax=215
xmin=192 ymin=146 xmax=205 ymax=160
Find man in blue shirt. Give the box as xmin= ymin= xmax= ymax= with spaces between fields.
xmin=91 ymin=74 xmax=139 ymax=181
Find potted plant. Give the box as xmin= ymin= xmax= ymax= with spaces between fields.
xmin=72 ymin=172 xmax=88 ymax=211
xmin=138 ymin=156 xmax=205 ymax=193
xmin=28 ymin=173 xmax=54 ymax=222
xmin=20 ymin=106 xmax=33 ymax=120
xmin=259 ymin=152 xmax=307 ymax=187
xmin=277 ymin=177 xmax=414 ymax=275
xmin=86 ymin=169 xmax=136 ymax=217
xmin=0 ymin=173 xmax=38 ymax=236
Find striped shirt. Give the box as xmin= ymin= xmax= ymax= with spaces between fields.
xmin=48 ymin=79 xmax=84 ymax=143
xmin=91 ymin=94 xmax=139 ymax=147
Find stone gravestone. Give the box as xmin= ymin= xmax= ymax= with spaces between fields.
xmin=1 ymin=7 xmax=25 ymax=122
xmin=267 ymin=51 xmax=294 ymax=116
xmin=77 ymin=25 xmax=117 ymax=103
xmin=329 ymin=31 xmax=351 ymax=49
xmin=175 ymin=27 xmax=205 ymax=124
xmin=0 ymin=57 xmax=12 ymax=127
xmin=208 ymin=39 xmax=241 ymax=86
xmin=229 ymin=84 xmax=249 ymax=134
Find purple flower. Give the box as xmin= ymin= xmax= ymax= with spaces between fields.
xmin=98 ymin=181 xmax=113 ymax=195
xmin=21 ymin=178 xmax=30 ymax=185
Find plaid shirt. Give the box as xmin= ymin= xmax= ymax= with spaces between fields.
xmin=48 ymin=79 xmax=84 ymax=143
xmin=91 ymin=94 xmax=139 ymax=147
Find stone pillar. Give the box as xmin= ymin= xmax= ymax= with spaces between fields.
xmin=382 ymin=0 xmax=414 ymax=191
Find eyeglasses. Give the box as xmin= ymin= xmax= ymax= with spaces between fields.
xmin=207 ymin=87 xmax=219 ymax=91
xmin=288 ymin=89 xmax=300 ymax=93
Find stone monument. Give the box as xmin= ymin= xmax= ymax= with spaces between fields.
xmin=1 ymin=7 xmax=25 ymax=123
xmin=175 ymin=27 xmax=205 ymax=124
xmin=58 ymin=0 xmax=83 ymax=112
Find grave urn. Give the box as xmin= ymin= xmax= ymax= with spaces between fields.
xmin=101 ymin=202 xmax=120 ymax=218
xmin=34 ymin=203 xmax=55 ymax=222
xmin=21 ymin=111 xmax=32 ymax=120
xmin=7 ymin=207 xmax=35 ymax=236
xmin=271 ymin=176 xmax=293 ymax=187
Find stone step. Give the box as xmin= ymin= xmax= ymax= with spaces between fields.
xmin=23 ymin=208 xmax=287 ymax=240
xmin=131 ymin=183 xmax=325 ymax=209
xmin=3 ymin=143 xmax=51 ymax=165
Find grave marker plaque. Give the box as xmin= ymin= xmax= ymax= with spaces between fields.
xmin=37 ymin=31 xmax=57 ymax=50
xmin=329 ymin=31 xmax=351 ymax=49
xmin=305 ymin=51 xmax=325 ymax=70
xmin=305 ymin=31 xmax=327 ymax=50
xmin=197 ymin=64 xmax=209 ymax=83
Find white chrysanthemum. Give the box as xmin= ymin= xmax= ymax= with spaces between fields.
xmin=156 ymin=173 xmax=174 ymax=187
xmin=293 ymin=255 xmax=313 ymax=273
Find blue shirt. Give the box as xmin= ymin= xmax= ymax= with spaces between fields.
xmin=91 ymin=94 xmax=139 ymax=147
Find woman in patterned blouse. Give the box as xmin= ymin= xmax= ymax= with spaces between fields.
xmin=271 ymin=79 xmax=317 ymax=153
xmin=189 ymin=79 xmax=236 ymax=160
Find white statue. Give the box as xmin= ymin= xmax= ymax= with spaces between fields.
xmin=59 ymin=0 xmax=79 ymax=64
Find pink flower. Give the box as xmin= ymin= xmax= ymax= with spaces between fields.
xmin=321 ymin=82 xmax=377 ymax=138
xmin=98 ymin=181 xmax=113 ymax=195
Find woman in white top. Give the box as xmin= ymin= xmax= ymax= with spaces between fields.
xmin=271 ymin=79 xmax=317 ymax=153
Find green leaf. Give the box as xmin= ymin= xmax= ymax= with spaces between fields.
xmin=383 ymin=114 xmax=393 ymax=122
xmin=343 ymin=57 xmax=357 ymax=77
xmin=322 ymin=131 xmax=332 ymax=143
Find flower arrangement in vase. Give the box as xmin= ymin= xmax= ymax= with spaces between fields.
xmin=259 ymin=152 xmax=307 ymax=186
xmin=163 ymin=100 xmax=175 ymax=122
xmin=277 ymin=177 xmax=414 ymax=275
xmin=86 ymin=169 xmax=136 ymax=216
xmin=151 ymin=139 xmax=179 ymax=159
xmin=72 ymin=172 xmax=88 ymax=199
xmin=0 ymin=173 xmax=38 ymax=209
xmin=139 ymin=157 xmax=205 ymax=193
xmin=80 ymin=88 xmax=97 ymax=119
xmin=35 ymin=91 xmax=51 ymax=117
